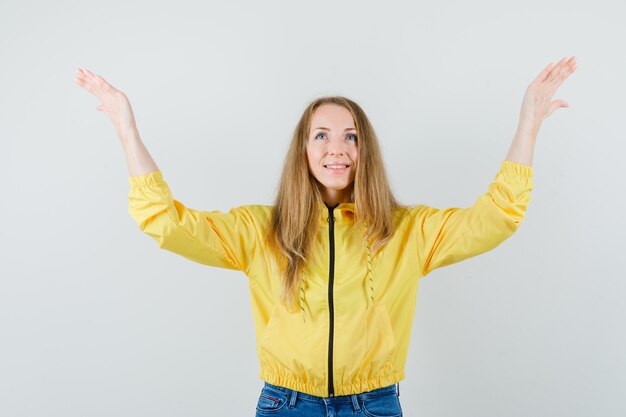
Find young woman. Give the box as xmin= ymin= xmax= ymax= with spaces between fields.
xmin=75 ymin=56 xmax=576 ymax=416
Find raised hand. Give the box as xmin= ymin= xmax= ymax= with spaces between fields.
xmin=518 ymin=56 xmax=578 ymax=134
xmin=74 ymin=68 xmax=138 ymax=144
xmin=75 ymin=68 xmax=159 ymax=175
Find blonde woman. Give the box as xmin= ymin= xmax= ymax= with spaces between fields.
xmin=75 ymin=56 xmax=576 ymax=417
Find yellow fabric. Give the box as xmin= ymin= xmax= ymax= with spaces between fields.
xmin=128 ymin=160 xmax=533 ymax=397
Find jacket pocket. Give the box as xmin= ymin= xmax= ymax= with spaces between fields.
xmin=259 ymin=304 xmax=327 ymax=384
xmin=334 ymin=303 xmax=397 ymax=381
xmin=366 ymin=303 xmax=397 ymax=371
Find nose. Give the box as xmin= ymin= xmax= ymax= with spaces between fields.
xmin=326 ymin=137 xmax=346 ymax=156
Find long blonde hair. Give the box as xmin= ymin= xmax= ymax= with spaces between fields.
xmin=265 ymin=96 xmax=401 ymax=313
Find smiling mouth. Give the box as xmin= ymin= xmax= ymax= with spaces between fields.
xmin=324 ymin=165 xmax=350 ymax=174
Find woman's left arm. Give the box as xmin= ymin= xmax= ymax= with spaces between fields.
xmin=505 ymin=56 xmax=578 ymax=166
xmin=415 ymin=57 xmax=577 ymax=276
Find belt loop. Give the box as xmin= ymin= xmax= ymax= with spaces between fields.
xmin=289 ymin=389 xmax=298 ymax=408
xmin=351 ymin=394 xmax=361 ymax=412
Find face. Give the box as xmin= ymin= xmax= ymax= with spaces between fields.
xmin=306 ymin=104 xmax=359 ymax=206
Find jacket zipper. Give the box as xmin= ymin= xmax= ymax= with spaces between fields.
xmin=327 ymin=205 xmax=336 ymax=397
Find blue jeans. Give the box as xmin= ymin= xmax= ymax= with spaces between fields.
xmin=255 ymin=381 xmax=403 ymax=417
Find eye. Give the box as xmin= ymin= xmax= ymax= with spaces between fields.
xmin=346 ymin=134 xmax=357 ymax=141
xmin=314 ymin=132 xmax=327 ymax=140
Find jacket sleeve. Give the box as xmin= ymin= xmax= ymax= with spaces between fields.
xmin=414 ymin=160 xmax=534 ymax=277
xmin=128 ymin=170 xmax=259 ymax=273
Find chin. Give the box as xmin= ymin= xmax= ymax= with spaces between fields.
xmin=325 ymin=183 xmax=351 ymax=191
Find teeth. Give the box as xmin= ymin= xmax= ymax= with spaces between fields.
xmin=326 ymin=165 xmax=348 ymax=169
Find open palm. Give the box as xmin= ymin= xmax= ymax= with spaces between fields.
xmin=74 ymin=68 xmax=137 ymax=142
xmin=518 ymin=56 xmax=577 ymax=133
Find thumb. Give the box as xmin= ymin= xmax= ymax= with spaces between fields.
xmin=547 ymin=99 xmax=569 ymax=117
xmin=96 ymin=104 xmax=104 ymax=112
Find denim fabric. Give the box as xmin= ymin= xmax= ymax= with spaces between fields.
xmin=255 ymin=381 xmax=402 ymax=417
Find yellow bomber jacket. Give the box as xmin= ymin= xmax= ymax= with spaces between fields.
xmin=128 ymin=160 xmax=533 ymax=397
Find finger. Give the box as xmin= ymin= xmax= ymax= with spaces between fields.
xmin=533 ymin=62 xmax=555 ymax=84
xmin=565 ymin=56 xmax=578 ymax=76
xmin=82 ymin=72 xmax=115 ymax=96
xmin=534 ymin=56 xmax=574 ymax=87
xmin=94 ymin=75 xmax=107 ymax=90
xmin=545 ymin=56 xmax=570 ymax=82
xmin=96 ymin=74 xmax=118 ymax=94
xmin=547 ymin=58 xmax=578 ymax=93
xmin=554 ymin=56 xmax=576 ymax=79
xmin=75 ymin=68 xmax=86 ymax=80
xmin=547 ymin=99 xmax=569 ymax=117
xmin=556 ymin=63 xmax=577 ymax=86
xmin=559 ymin=55 xmax=571 ymax=64
xmin=554 ymin=56 xmax=571 ymax=70
xmin=75 ymin=78 xmax=109 ymax=105
xmin=85 ymin=73 xmax=104 ymax=90
xmin=74 ymin=76 xmax=97 ymax=95
xmin=75 ymin=70 xmax=92 ymax=86
xmin=81 ymin=69 xmax=106 ymax=91
xmin=550 ymin=56 xmax=576 ymax=82
xmin=81 ymin=69 xmax=98 ymax=86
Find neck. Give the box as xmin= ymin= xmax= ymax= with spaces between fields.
xmin=321 ymin=188 xmax=353 ymax=207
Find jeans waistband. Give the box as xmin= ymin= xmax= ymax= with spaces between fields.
xmin=262 ymin=381 xmax=399 ymax=403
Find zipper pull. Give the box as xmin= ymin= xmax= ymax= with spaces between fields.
xmin=327 ymin=206 xmax=336 ymax=224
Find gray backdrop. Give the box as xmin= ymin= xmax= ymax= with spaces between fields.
xmin=1 ymin=0 xmax=624 ymax=416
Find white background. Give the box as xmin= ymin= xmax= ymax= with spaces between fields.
xmin=1 ymin=0 xmax=625 ymax=416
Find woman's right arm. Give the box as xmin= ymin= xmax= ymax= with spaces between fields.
xmin=74 ymin=68 xmax=159 ymax=176
xmin=126 ymin=170 xmax=262 ymax=272
xmin=75 ymin=68 xmax=262 ymax=273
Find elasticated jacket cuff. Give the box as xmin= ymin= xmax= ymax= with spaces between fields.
xmin=500 ymin=160 xmax=533 ymax=178
xmin=128 ymin=170 xmax=164 ymax=188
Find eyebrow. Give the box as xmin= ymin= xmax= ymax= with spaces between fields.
xmin=313 ymin=127 xmax=357 ymax=131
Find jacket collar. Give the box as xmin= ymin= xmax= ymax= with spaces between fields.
xmin=319 ymin=202 xmax=356 ymax=224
